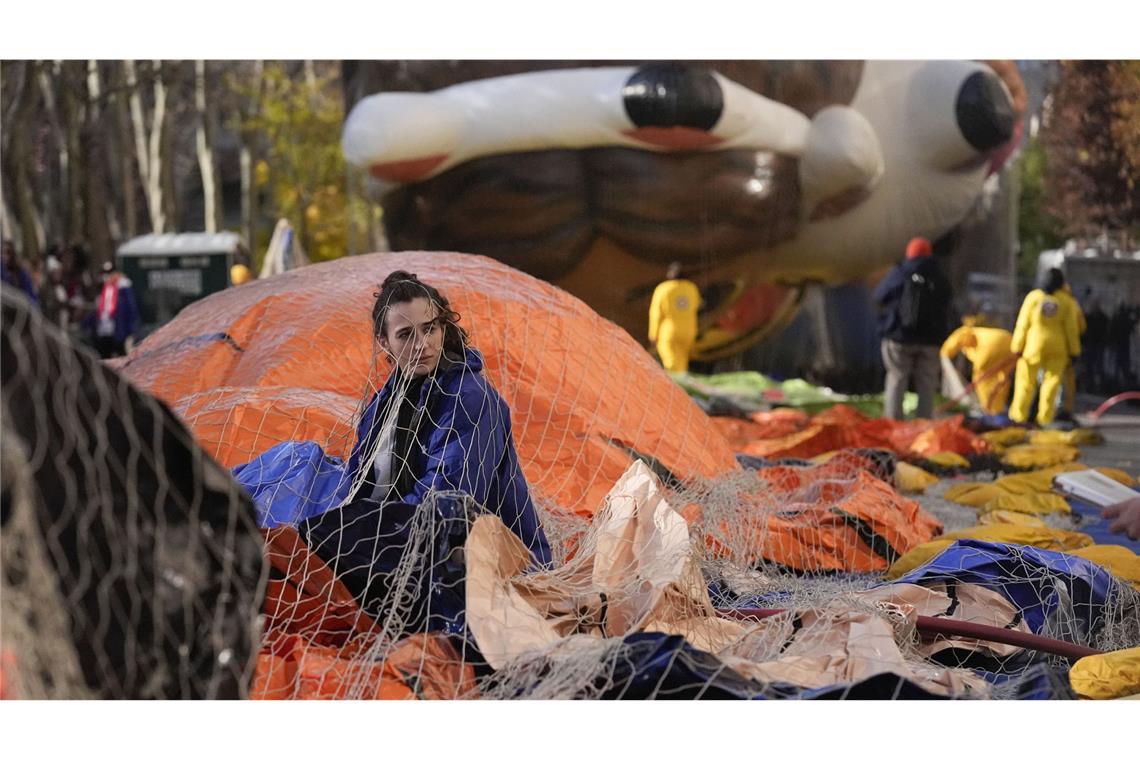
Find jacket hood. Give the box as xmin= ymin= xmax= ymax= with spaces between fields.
xmin=1035 ymin=268 xmax=1064 ymax=295
xmin=440 ymin=345 xmax=484 ymax=374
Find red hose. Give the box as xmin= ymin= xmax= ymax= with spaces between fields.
xmin=718 ymin=607 xmax=1101 ymax=661
xmin=1088 ymin=391 xmax=1140 ymax=422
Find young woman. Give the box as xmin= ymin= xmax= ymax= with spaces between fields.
xmin=295 ymin=271 xmax=552 ymax=629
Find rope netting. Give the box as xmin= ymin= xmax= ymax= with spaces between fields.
xmin=2 ymin=252 xmax=1137 ymax=700
xmin=1 ymin=287 xmax=266 ymax=698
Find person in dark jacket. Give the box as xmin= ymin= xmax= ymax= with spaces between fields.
xmin=1082 ymin=297 xmax=1109 ymax=393
xmin=38 ymin=253 xmax=71 ymax=330
xmin=297 ymin=270 xmax=552 ymax=632
xmin=1109 ymin=302 xmax=1139 ymax=390
xmin=872 ymin=237 xmax=953 ymax=420
xmin=2 ymin=240 xmax=39 ymax=306
xmin=83 ymin=261 xmax=140 ymax=358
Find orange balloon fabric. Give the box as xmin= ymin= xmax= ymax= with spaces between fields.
xmin=707 ymin=450 xmax=942 ymax=573
xmin=251 ymin=632 xmax=475 ymax=700
xmin=714 ymin=405 xmax=989 ymax=462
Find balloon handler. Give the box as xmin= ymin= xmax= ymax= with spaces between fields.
xmin=648 ymin=262 xmax=701 ymax=373
xmin=1009 ymin=268 xmax=1082 ymax=427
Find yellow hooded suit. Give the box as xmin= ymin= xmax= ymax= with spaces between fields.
xmin=649 ymin=279 xmax=701 ymax=372
xmin=1009 ymin=287 xmax=1081 ymax=425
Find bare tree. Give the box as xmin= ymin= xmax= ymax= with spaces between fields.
xmin=194 ymin=61 xmax=223 ymax=233
xmin=236 ymin=60 xmax=264 ymax=249
xmin=160 ymin=63 xmax=180 ymax=232
xmin=59 ymin=61 xmax=87 ymax=246
xmin=107 ymin=62 xmax=139 ymax=241
xmin=5 ymin=58 xmax=364 ymax=265
xmin=37 ymin=62 xmax=68 ymax=248
xmin=0 ymin=194 xmax=14 ymax=249
xmin=3 ymin=61 xmax=46 ymax=260
xmin=0 ymin=63 xmax=26 ymax=247
xmin=83 ymin=61 xmax=114 ymax=264
xmin=125 ymin=59 xmax=169 ymax=233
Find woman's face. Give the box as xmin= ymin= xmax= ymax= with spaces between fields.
xmin=378 ymin=296 xmax=445 ymax=377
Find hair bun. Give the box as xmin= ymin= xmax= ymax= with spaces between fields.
xmin=382 ymin=270 xmax=419 ymax=287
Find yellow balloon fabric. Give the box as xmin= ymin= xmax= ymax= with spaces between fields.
xmin=1028 ymin=428 xmax=1104 ymax=447
xmin=937 ymin=524 xmax=1092 ymax=551
xmin=1000 ymin=444 xmax=1080 ymax=469
xmin=977 ymin=510 xmax=1049 ymax=529
xmin=925 ymin=451 xmax=970 ymax=469
xmin=989 ymin=465 xmax=1083 ymax=496
xmin=1070 ymin=647 xmax=1140 ymax=700
xmin=1068 ymin=545 xmax=1140 ymax=591
xmin=981 ymin=427 xmax=1028 ymax=449
xmin=944 ymin=465 xmax=1134 ymax=511
xmin=943 ymin=481 xmax=1005 ymax=507
xmin=983 ymin=492 xmax=1072 ymax=516
xmin=895 ymin=461 xmax=938 ymax=494
xmin=886 ymin=539 xmax=954 ymax=579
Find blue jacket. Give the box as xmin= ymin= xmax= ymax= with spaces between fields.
xmin=234 ymin=346 xmax=552 ymax=567
xmin=2 ymin=266 xmax=39 ymax=306
xmin=872 ymin=256 xmax=952 ymax=346
xmin=83 ymin=277 xmax=140 ymax=344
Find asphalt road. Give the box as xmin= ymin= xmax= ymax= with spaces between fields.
xmin=1075 ymin=392 xmax=1140 ymax=476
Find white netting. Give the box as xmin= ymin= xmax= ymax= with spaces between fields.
xmin=3 ymin=252 xmax=1138 ymax=701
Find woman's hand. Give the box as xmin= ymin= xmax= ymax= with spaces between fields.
xmin=1103 ymin=496 xmax=1140 ymax=541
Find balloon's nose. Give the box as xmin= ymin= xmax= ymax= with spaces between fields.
xmin=955 ymin=70 xmax=1015 ymax=152
xmin=622 ymin=63 xmax=724 ymax=131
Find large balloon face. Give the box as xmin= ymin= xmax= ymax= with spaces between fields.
xmin=343 ymin=61 xmax=1025 ymax=359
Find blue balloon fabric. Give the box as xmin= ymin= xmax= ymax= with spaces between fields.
xmin=890 ymin=539 xmax=1129 ymax=639
xmin=233 ymin=440 xmax=352 ymax=528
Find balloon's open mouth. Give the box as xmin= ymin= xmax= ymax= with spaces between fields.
xmin=380 ymin=147 xmax=803 ymax=281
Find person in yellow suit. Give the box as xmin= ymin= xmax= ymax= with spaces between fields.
xmin=940 ymin=319 xmax=1015 ymax=415
xmin=648 ymin=262 xmax=701 ymax=372
xmin=1009 ymin=268 xmax=1082 ymax=426
xmin=1056 ymin=283 xmax=1086 ymax=418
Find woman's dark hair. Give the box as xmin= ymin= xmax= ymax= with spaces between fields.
xmin=1037 ymin=267 xmax=1065 ymax=295
xmin=372 ymin=270 xmax=468 ymax=356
